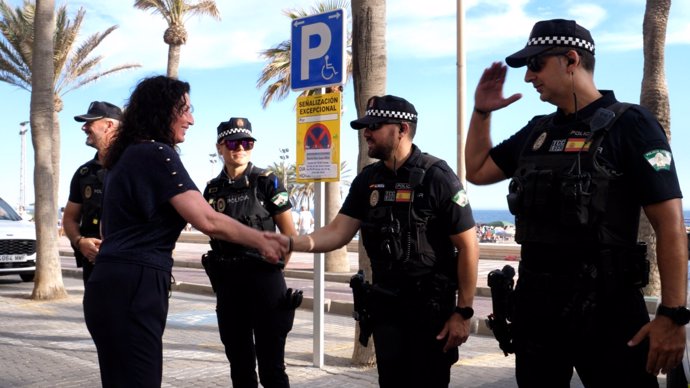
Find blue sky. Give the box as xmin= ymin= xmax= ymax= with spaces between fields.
xmin=0 ymin=0 xmax=688 ymax=211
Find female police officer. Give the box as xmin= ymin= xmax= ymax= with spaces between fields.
xmin=203 ymin=117 xmax=298 ymax=388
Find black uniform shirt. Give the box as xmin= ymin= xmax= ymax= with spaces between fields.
xmin=491 ymin=91 xmax=682 ymax=207
xmin=341 ymin=145 xmax=475 ymax=240
xmin=98 ymin=141 xmax=198 ymax=272
xmin=490 ymin=91 xmax=682 ymax=258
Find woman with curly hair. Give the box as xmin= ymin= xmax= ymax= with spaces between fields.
xmin=83 ymin=75 xmax=287 ymax=388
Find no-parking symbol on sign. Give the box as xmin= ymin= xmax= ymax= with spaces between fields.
xmin=295 ymin=91 xmax=341 ymax=182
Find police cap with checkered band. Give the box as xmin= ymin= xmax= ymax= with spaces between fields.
xmin=216 ymin=117 xmax=256 ymax=143
xmin=350 ymin=95 xmax=418 ymax=129
xmin=505 ymin=19 xmax=595 ymax=68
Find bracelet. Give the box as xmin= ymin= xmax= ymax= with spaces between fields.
xmin=74 ymin=235 xmax=84 ymax=248
xmin=474 ymin=107 xmax=491 ymax=118
xmin=287 ymin=236 xmax=294 ymax=253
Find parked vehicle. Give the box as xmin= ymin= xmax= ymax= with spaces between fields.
xmin=0 ymin=197 xmax=36 ymax=282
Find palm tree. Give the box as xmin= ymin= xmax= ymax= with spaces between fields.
xmin=29 ymin=0 xmax=63 ymax=300
xmin=133 ymin=0 xmax=220 ymax=79
xmin=350 ymin=0 xmax=386 ymax=365
xmin=257 ymin=0 xmax=352 ymax=273
xmin=0 ymin=0 xmax=140 ymax=299
xmin=638 ymin=0 xmax=672 ymax=297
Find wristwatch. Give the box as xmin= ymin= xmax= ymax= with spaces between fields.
xmin=656 ymin=305 xmax=690 ymax=326
xmin=453 ymin=306 xmax=474 ymax=320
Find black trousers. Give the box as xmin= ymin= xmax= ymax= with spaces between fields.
xmin=513 ymin=262 xmax=659 ymax=388
xmin=215 ymin=263 xmax=294 ymax=388
xmin=83 ymin=262 xmax=170 ymax=388
xmin=371 ymin=290 xmax=458 ymax=388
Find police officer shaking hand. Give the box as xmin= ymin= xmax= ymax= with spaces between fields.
xmin=278 ymin=95 xmax=480 ymax=388
xmin=465 ymin=19 xmax=688 ymax=387
xmin=203 ymin=117 xmax=298 ymax=388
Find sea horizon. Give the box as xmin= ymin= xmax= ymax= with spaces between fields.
xmin=473 ymin=208 xmax=690 ymax=226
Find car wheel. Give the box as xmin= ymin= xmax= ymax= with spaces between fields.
xmin=20 ymin=273 xmax=35 ymax=282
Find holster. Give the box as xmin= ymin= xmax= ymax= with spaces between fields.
xmin=201 ymin=250 xmax=222 ymax=293
xmin=486 ymin=265 xmax=516 ymax=356
xmin=350 ymin=270 xmax=375 ymax=347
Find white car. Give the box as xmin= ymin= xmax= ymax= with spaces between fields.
xmin=0 ymin=197 xmax=36 ymax=282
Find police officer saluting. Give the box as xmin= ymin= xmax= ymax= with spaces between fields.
xmin=62 ymin=101 xmax=122 ymax=284
xmin=466 ymin=19 xmax=688 ymax=387
xmin=288 ymin=95 xmax=480 ymax=387
xmin=203 ymin=117 xmax=298 ymax=388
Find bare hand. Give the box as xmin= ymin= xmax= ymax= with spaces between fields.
xmin=474 ymin=62 xmax=522 ymax=113
xmin=436 ymin=313 xmax=470 ymax=352
xmin=628 ymin=316 xmax=686 ymax=375
xmin=259 ymin=232 xmax=289 ymax=263
xmin=80 ymin=237 xmax=101 ymax=263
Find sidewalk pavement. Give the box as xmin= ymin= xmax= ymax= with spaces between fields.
xmin=0 ymin=236 xmax=658 ymax=387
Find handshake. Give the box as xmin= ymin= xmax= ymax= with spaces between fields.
xmin=258 ymin=232 xmax=305 ymax=264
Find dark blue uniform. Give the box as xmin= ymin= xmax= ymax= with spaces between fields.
xmin=203 ymin=162 xmax=294 ymax=388
xmin=340 ymin=145 xmax=475 ymax=388
xmin=490 ymin=91 xmax=682 ymax=387
xmin=84 ymin=141 xmax=196 ymax=388
xmin=66 ymin=154 xmax=104 ymax=283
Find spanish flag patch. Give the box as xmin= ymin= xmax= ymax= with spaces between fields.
xmin=395 ymin=190 xmax=412 ymax=202
xmin=564 ymin=138 xmax=590 ymax=152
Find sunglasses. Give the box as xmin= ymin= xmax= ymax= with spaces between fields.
xmin=526 ymin=51 xmax=570 ymax=73
xmin=367 ymin=121 xmax=401 ymax=131
xmin=222 ymin=139 xmax=254 ymax=151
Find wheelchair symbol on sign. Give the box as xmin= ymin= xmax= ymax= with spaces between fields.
xmin=321 ymin=55 xmax=338 ymax=80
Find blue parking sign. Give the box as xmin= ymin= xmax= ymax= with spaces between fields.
xmin=291 ymin=8 xmax=346 ymax=91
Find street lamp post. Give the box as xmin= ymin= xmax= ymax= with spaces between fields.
xmin=209 ymin=153 xmax=218 ymax=177
xmin=279 ymin=148 xmax=290 ymax=189
xmin=18 ymin=121 xmax=29 ymax=213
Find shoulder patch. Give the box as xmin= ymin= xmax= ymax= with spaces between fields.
xmin=644 ymin=149 xmax=672 ymax=171
xmin=452 ymin=189 xmax=469 ymax=207
xmin=271 ymin=192 xmax=289 ymax=207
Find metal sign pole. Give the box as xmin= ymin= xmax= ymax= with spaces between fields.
xmin=312 ymin=181 xmax=325 ymax=367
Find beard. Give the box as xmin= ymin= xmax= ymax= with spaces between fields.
xmin=367 ymin=138 xmax=395 ymax=160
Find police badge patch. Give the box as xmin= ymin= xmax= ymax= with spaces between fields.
xmin=532 ymin=132 xmax=547 ymax=151
xmin=452 ymin=189 xmax=469 ymax=207
xmin=272 ymin=192 xmax=289 ymax=207
xmin=84 ymin=185 xmax=93 ymax=199
xmin=644 ymin=149 xmax=672 ymax=171
xmin=369 ymin=190 xmax=379 ymax=207
xmin=216 ymin=198 xmax=226 ymax=213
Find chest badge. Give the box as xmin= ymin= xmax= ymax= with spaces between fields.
xmin=369 ymin=190 xmax=379 ymax=207
xmin=83 ymin=185 xmax=93 ymax=199
xmin=216 ymin=197 xmax=226 ymax=213
xmin=532 ymin=131 xmax=547 ymax=151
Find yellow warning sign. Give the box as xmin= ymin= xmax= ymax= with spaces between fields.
xmin=295 ymin=91 xmax=341 ymax=183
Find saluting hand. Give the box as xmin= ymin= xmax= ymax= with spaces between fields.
xmin=474 ymin=62 xmax=522 ymax=114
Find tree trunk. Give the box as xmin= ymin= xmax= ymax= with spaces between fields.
xmin=639 ymin=0 xmax=671 ymax=298
xmin=350 ymin=0 xmax=386 ymax=366
xmin=324 ymin=181 xmax=350 ymax=272
xmin=31 ymin=0 xmax=66 ymax=300
xmin=167 ymin=44 xmax=181 ymax=79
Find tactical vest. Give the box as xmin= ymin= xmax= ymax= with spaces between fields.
xmin=507 ymin=103 xmax=634 ymax=246
xmin=77 ymin=162 xmax=104 ymax=238
xmin=204 ymin=166 xmax=276 ymax=257
xmin=360 ymin=153 xmax=456 ymax=282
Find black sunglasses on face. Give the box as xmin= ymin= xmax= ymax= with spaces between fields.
xmin=367 ymin=121 xmax=401 ymax=131
xmin=223 ymin=139 xmax=254 ymax=151
xmin=526 ymin=51 xmax=570 ymax=73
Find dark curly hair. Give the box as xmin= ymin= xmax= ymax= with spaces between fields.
xmin=104 ymin=75 xmax=191 ymax=169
